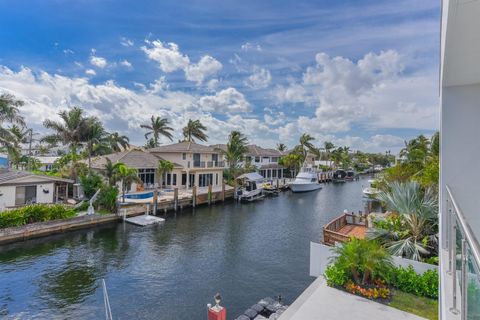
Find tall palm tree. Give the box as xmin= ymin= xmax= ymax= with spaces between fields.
xmin=83 ymin=117 xmax=107 ymax=169
xmin=102 ymin=158 xmax=123 ymax=186
xmin=107 ymin=132 xmax=130 ymax=152
xmin=43 ymin=107 xmax=88 ymax=156
xmin=324 ymin=141 xmax=335 ymax=168
xmin=277 ymin=143 xmax=287 ymax=152
xmin=219 ymin=131 xmax=248 ymax=171
xmin=158 ymin=159 xmax=174 ymax=188
xmin=367 ymin=181 xmax=438 ymax=261
xmin=0 ymin=93 xmax=25 ymax=151
xmin=298 ymin=133 xmax=315 ymax=159
xmin=183 ymin=119 xmax=208 ymax=142
xmin=140 ymin=116 xmax=173 ymax=148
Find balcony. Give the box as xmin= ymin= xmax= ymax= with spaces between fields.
xmin=443 ymin=185 xmax=480 ymax=319
xmin=191 ymin=161 xmax=225 ymax=168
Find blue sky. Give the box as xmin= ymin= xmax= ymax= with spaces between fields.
xmin=0 ymin=0 xmax=440 ymax=153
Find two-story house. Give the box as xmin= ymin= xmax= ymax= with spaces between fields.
xmin=149 ymin=141 xmax=225 ymax=188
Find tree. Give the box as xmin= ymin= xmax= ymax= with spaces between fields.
xmin=277 ymin=143 xmax=287 ymax=152
xmin=279 ymin=153 xmax=303 ymax=177
xmin=183 ymin=119 xmax=208 ymax=142
xmin=140 ymin=116 xmax=173 ymax=148
xmin=43 ymin=107 xmax=88 ymax=158
xmin=0 ymin=93 xmax=25 ymax=155
xmin=298 ymin=133 xmax=316 ymax=159
xmin=83 ymin=117 xmax=107 ymax=169
xmin=224 ymin=131 xmax=249 ymax=168
xmin=101 ymin=158 xmax=123 ymax=186
xmin=367 ymin=181 xmax=438 ymax=261
xmin=116 ymin=164 xmax=140 ymax=202
xmin=107 ymin=132 xmax=130 ymax=152
xmin=158 ymin=159 xmax=174 ymax=188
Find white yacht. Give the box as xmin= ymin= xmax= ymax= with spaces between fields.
xmin=289 ymin=167 xmax=322 ymax=193
xmin=236 ymin=172 xmax=265 ymax=202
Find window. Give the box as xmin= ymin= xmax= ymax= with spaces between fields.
xmin=255 ymin=156 xmax=260 ymax=162
xmin=198 ymin=174 xmax=213 ymax=187
xmin=212 ymin=154 xmax=218 ymax=162
xmin=272 ymin=170 xmax=277 ymax=178
xmin=182 ymin=153 xmax=186 ymax=160
xmin=262 ymin=157 xmax=269 ymax=162
xmin=216 ymin=173 xmax=218 ymax=185
xmin=173 ymin=174 xmax=177 ymax=186
xmin=15 ymin=185 xmax=37 ymax=205
xmin=166 ymin=173 xmax=171 ymax=186
xmin=182 ymin=173 xmax=187 ymax=185
xmin=271 ymin=157 xmax=278 ymax=163
xmin=138 ymin=169 xmax=155 ymax=185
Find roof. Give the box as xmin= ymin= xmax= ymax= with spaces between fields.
xmin=89 ymin=149 xmax=182 ymax=170
xmin=246 ymin=145 xmax=286 ymax=157
xmin=149 ymin=141 xmax=216 ymax=154
xmin=236 ymin=172 xmax=264 ymax=181
xmin=0 ymin=170 xmax=73 ymax=185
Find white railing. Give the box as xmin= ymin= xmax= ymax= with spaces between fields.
xmin=445 ymin=185 xmax=480 ymax=319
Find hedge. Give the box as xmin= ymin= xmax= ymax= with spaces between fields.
xmin=0 ymin=204 xmax=76 ymax=228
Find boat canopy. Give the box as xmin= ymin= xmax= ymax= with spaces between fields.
xmin=236 ymin=172 xmax=264 ymax=181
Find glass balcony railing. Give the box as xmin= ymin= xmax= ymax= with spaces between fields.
xmin=445 ymin=185 xmax=480 ymax=320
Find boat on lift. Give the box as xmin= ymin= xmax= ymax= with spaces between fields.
xmin=289 ymin=167 xmax=322 ymax=193
xmin=236 ymin=172 xmax=265 ymax=202
xmin=332 ymin=169 xmax=347 ymax=183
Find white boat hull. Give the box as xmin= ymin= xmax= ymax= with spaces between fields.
xmin=290 ymin=183 xmax=322 ymax=193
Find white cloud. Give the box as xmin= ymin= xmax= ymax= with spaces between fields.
xmin=89 ymin=50 xmax=108 ymax=69
xmin=245 ymin=66 xmax=271 ymax=89
xmin=63 ymin=49 xmax=74 ymax=55
xmin=272 ymin=83 xmax=308 ymax=104
xmin=198 ymin=87 xmax=251 ymax=114
xmin=241 ymin=42 xmax=262 ymax=52
xmin=185 ymin=55 xmax=222 ymax=84
xmin=141 ymin=40 xmax=190 ymax=73
xmin=120 ymin=37 xmax=134 ymax=47
xmin=207 ymin=79 xmax=219 ymax=92
xmin=120 ymin=60 xmax=133 ymax=69
xmin=85 ymin=69 xmax=96 ymax=76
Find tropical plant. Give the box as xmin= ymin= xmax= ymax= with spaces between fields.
xmin=276 ymin=143 xmax=287 ymax=152
xmin=157 ymin=159 xmax=174 ymax=188
xmin=116 ymin=164 xmax=140 ymax=202
xmin=182 ymin=119 xmax=208 ymax=142
xmin=140 ymin=116 xmax=173 ymax=148
xmin=387 ymin=266 xmax=438 ymax=299
xmin=101 ymin=158 xmax=123 ymax=186
xmin=328 ymin=238 xmax=393 ymax=286
xmin=367 ymin=181 xmax=438 ymax=261
xmin=0 ymin=204 xmax=76 ymax=228
xmin=95 ymin=185 xmax=119 ymax=213
xmin=0 ymin=93 xmax=24 ymax=145
xmin=106 ymin=132 xmax=130 ymax=152
xmin=83 ymin=117 xmax=107 ymax=169
xmin=79 ymin=173 xmax=103 ymax=199
xmin=222 ymin=131 xmax=249 ymax=169
xmin=324 ymin=141 xmax=335 ymax=167
xmin=279 ymin=152 xmax=303 ymax=177
xmin=298 ymin=133 xmax=315 ymax=159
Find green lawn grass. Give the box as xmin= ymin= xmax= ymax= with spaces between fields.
xmin=389 ymin=290 xmax=438 ymax=320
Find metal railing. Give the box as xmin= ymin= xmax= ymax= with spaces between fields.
xmin=445 ymin=185 xmax=480 ymax=319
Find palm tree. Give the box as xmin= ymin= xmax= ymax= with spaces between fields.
xmin=83 ymin=117 xmax=107 ymax=169
xmin=330 ymin=238 xmax=393 ymax=286
xmin=219 ymin=131 xmax=248 ymax=171
xmin=140 ymin=116 xmax=173 ymax=148
xmin=298 ymin=133 xmax=315 ymax=159
xmin=158 ymin=159 xmax=174 ymax=188
xmin=43 ymin=107 xmax=88 ymax=156
xmin=107 ymin=132 xmax=130 ymax=152
xmin=117 ymin=164 xmax=140 ymax=202
xmin=0 ymin=93 xmax=24 ymax=151
xmin=277 ymin=143 xmax=287 ymax=152
xmin=183 ymin=119 xmax=208 ymax=142
xmin=102 ymin=158 xmax=123 ymax=186
xmin=367 ymin=181 xmax=438 ymax=261
xmin=324 ymin=141 xmax=335 ymax=168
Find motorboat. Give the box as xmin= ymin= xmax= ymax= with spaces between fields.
xmin=236 ymin=172 xmax=265 ymax=202
xmin=345 ymin=170 xmax=357 ymax=181
xmin=289 ymin=167 xmax=322 ymax=193
xmin=332 ymin=169 xmax=347 ymax=183
xmin=363 ymin=179 xmax=381 ymax=198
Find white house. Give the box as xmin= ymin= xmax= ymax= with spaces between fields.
xmin=0 ymin=170 xmax=73 ymax=209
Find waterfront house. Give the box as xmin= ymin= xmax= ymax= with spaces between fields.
xmin=211 ymin=144 xmax=287 ymax=179
xmin=0 ymin=169 xmax=73 ymax=209
xmin=149 ymin=141 xmax=225 ymax=188
xmin=34 ymin=156 xmax=60 ymax=172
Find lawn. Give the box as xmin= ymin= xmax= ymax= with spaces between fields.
xmin=389 ymin=290 xmax=438 ymax=320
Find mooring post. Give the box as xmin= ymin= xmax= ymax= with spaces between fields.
xmin=208 ymin=184 xmax=212 ymax=205
xmin=221 ymin=181 xmax=225 ymax=202
xmin=146 ymin=203 xmax=150 ymax=216
xmin=174 ymin=188 xmax=178 ymax=211
xmin=153 ymin=189 xmax=158 ymax=215
xmin=192 ymin=186 xmax=197 ymax=208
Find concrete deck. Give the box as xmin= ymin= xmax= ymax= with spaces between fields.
xmin=279 ymin=277 xmax=426 ymax=320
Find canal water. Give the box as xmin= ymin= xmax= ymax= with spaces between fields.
xmin=0 ymin=177 xmax=372 ymax=320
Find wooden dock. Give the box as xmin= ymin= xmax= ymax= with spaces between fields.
xmin=322 ymin=213 xmax=367 ymax=246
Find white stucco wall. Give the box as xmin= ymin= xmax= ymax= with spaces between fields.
xmin=0 ymin=186 xmax=16 ymax=208
xmin=35 ymin=183 xmax=55 ymax=204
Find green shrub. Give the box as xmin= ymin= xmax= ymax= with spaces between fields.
xmin=388 ymin=266 xmax=438 ymax=299
xmin=79 ymin=173 xmax=103 ymax=198
xmin=95 ymin=185 xmax=118 ymax=213
xmin=0 ymin=204 xmax=76 ymax=228
xmin=324 ymin=264 xmax=348 ymax=287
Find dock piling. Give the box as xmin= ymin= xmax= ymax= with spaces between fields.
xmin=208 ymin=184 xmax=212 ymax=205
xmin=192 ymin=186 xmax=197 ymax=208
xmin=174 ymin=188 xmax=179 ymax=211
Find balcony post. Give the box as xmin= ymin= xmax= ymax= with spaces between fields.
xmin=461 ymin=239 xmax=467 ymax=320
